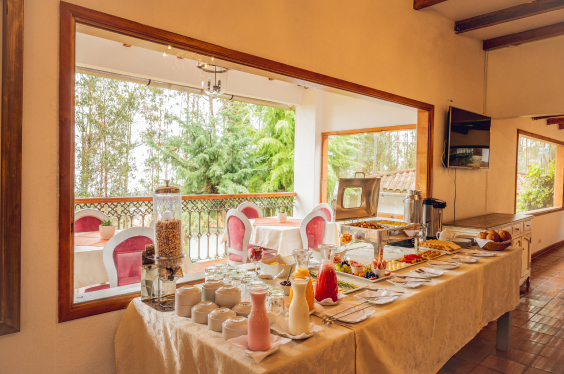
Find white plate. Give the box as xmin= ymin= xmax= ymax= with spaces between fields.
xmin=451 ymin=255 xmax=479 ymax=263
xmin=428 ymin=260 xmax=459 ymax=269
xmin=465 ymin=251 xmax=497 ymax=257
xmin=387 ymin=280 xmax=426 ymax=289
xmin=410 ymin=267 xmax=445 ymax=278
xmin=355 ymin=290 xmax=401 ymax=305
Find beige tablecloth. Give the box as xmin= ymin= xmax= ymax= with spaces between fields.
xmin=115 ymin=247 xmax=521 ymax=374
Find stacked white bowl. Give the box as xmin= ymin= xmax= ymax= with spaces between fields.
xmin=175 ymin=286 xmax=202 ymax=318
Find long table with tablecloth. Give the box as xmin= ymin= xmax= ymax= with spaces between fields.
xmin=114 ymin=247 xmax=521 ymax=374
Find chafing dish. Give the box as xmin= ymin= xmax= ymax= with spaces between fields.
xmin=333 ymin=174 xmax=420 ymax=257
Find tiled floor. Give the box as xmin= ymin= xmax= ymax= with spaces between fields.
xmin=438 ymin=246 xmax=564 ymax=374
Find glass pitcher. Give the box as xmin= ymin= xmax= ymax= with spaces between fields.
xmin=289 ymin=249 xmax=314 ymax=312
xmin=314 ymin=244 xmax=338 ymax=302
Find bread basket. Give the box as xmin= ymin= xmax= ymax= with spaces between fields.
xmin=476 ymin=238 xmax=512 ymax=251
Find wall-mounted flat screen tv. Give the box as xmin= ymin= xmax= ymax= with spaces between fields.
xmin=445 ymin=106 xmax=491 ymax=169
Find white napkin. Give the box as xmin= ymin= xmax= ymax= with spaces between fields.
xmin=315 ymin=292 xmax=346 ymax=306
xmin=270 ymin=319 xmax=323 ymax=339
xmin=475 ymin=238 xmax=492 ymax=248
xmin=228 ymin=334 xmax=291 ymax=363
xmin=356 ymin=289 xmax=402 ymax=299
xmin=322 ymin=303 xmax=375 ymax=323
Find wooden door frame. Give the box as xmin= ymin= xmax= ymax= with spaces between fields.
xmin=59 ymin=2 xmax=435 ymax=322
xmin=0 ymin=0 xmax=24 ymax=336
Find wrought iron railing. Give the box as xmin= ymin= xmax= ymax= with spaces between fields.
xmin=75 ymin=193 xmax=296 ymax=261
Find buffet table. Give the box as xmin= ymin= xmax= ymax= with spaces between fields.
xmin=114 ymin=247 xmax=521 ymax=374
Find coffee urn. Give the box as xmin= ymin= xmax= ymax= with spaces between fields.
xmin=422 ymin=198 xmax=447 ymax=239
xmin=403 ymin=190 xmax=423 ymax=224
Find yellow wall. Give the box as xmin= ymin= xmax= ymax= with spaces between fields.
xmin=486 ymin=34 xmax=564 ymax=119
xmin=2 ymin=0 xmax=487 ymax=372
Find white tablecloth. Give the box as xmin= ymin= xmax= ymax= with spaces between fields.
xmin=221 ymin=217 xmax=338 ymax=256
xmin=115 ymin=247 xmax=521 ymax=374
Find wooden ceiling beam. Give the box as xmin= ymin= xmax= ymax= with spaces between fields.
xmin=456 ymin=0 xmax=564 ymax=34
xmin=483 ymin=21 xmax=564 ymax=50
xmin=533 ymin=114 xmax=564 ymax=120
xmin=413 ymin=0 xmax=448 ymax=10
xmin=547 ymin=117 xmax=564 ymax=125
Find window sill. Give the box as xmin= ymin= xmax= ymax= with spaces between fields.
xmin=518 ymin=207 xmax=564 ymax=217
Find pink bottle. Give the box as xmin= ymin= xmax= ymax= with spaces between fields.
xmin=247 ymin=285 xmax=271 ymax=351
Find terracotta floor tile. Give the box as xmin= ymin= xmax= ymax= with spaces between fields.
xmin=455 ymin=340 xmax=497 ymax=364
xmin=537 ymin=309 xmax=564 ymax=319
xmin=524 ymin=367 xmax=552 ymax=374
xmin=514 ymin=310 xmax=537 ymax=320
xmin=513 ymin=337 xmax=547 ymax=355
xmin=478 ymin=328 xmax=499 ymax=342
xmin=438 ymin=356 xmax=478 ymax=374
xmin=515 ymin=328 xmax=554 ymax=344
xmin=470 ymin=365 xmax=506 ymax=374
xmin=481 ymin=354 xmax=527 ymax=374
xmin=540 ymin=346 xmax=564 ymax=363
xmin=516 ymin=304 xmax=543 ymax=313
xmin=513 ymin=318 xmax=530 ymax=328
xmin=522 ymin=322 xmax=562 ymax=336
xmin=547 ymin=337 xmax=564 ymax=349
xmin=530 ymin=315 xmax=564 ymax=328
xmin=521 ymin=299 xmax=549 ymax=308
xmin=531 ymin=355 xmax=564 ymax=374
xmin=495 ymin=348 xmax=538 ymax=366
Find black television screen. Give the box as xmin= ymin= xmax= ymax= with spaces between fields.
xmin=446 ymin=106 xmax=491 ymax=169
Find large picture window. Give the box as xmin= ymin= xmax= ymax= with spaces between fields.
xmin=515 ymin=130 xmax=564 ymax=214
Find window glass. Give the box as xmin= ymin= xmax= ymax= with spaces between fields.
xmin=516 ymin=134 xmax=562 ymax=213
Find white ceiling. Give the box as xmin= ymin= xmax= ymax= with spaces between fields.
xmin=424 ymin=0 xmax=564 ymax=41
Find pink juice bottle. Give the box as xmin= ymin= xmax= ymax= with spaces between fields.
xmin=314 ymin=244 xmax=339 ymax=302
xmin=247 ymin=285 xmax=271 ymax=351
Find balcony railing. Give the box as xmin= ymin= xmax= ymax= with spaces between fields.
xmin=75 ymin=192 xmax=296 ymax=261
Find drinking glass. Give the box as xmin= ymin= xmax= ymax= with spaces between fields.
xmin=249 ymin=247 xmax=264 ymax=274
xmin=269 ymin=287 xmax=285 ymax=316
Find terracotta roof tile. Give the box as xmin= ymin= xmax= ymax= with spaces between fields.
xmin=366 ymin=168 xmax=416 ymax=193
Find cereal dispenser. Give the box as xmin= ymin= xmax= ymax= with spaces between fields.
xmin=153 ymin=180 xmax=184 ymax=311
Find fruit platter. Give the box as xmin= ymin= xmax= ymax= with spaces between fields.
xmin=387 ymin=254 xmax=425 ymax=271
xmin=333 ymin=257 xmax=393 ymax=283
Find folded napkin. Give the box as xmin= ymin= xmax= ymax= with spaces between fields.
xmin=315 ymin=292 xmax=347 ymax=306
xmin=270 ymin=319 xmax=323 ymax=339
xmin=228 ymin=334 xmax=291 ymax=363
xmin=356 ymin=289 xmax=402 ymax=299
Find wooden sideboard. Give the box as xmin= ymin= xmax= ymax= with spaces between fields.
xmin=444 ymin=213 xmax=532 ymax=286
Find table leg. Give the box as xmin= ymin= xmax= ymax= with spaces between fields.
xmin=496 ymin=311 xmax=512 ymax=351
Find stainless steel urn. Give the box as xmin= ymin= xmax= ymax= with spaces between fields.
xmin=403 ymin=190 xmax=423 ymax=224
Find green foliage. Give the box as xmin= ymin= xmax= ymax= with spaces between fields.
xmin=517 ymin=161 xmax=555 ymax=213
xmin=248 ymin=106 xmax=295 ymax=192
xmin=101 ymin=220 xmax=113 ymax=226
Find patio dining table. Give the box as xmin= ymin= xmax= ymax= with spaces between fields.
xmin=73 ymin=231 xmax=117 ymax=288
xmin=222 ymin=216 xmax=338 ymax=256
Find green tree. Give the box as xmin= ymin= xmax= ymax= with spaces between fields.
xmin=517 ymin=161 xmax=555 ymax=213
xmin=248 ymin=106 xmax=295 ymax=192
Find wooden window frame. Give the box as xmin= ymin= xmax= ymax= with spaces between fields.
xmin=514 ymin=129 xmax=564 ymax=216
xmin=58 ymin=2 xmax=435 ymax=322
xmin=321 ymin=111 xmax=434 ymax=203
xmin=0 ymin=0 xmax=24 ymax=336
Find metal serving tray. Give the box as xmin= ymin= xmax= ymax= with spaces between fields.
xmin=340 ymin=218 xmax=420 ymax=257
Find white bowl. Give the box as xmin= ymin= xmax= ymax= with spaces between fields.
xmin=260 ymin=254 xmax=295 ymax=278
xmin=191 ymin=301 xmax=218 ymax=324
xmin=279 ymin=283 xmax=291 ymax=296
xmin=232 ymin=302 xmax=252 ymax=318
xmin=215 ymin=285 xmax=241 ymax=309
xmin=222 ymin=316 xmax=248 ymax=340
xmin=176 ymin=286 xmax=202 ymax=307
xmin=175 ymin=304 xmax=193 ymax=318
xmin=202 ymin=280 xmax=224 ymax=303
xmin=208 ymin=308 xmax=236 ymax=332
xmin=351 ymin=265 xmax=364 ymax=274
xmin=258 ymin=274 xmax=276 ymax=285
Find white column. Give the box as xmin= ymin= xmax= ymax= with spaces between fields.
xmin=294 ymin=89 xmax=324 ymax=218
